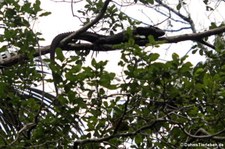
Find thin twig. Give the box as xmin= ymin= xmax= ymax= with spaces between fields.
xmin=112 ymin=95 xmax=130 ymax=134
xmin=61 ymin=0 xmax=112 ymax=45
xmin=182 ymin=127 xmax=225 ymax=140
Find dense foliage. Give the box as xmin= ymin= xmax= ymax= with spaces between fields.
xmin=0 ymin=0 xmax=225 ymax=148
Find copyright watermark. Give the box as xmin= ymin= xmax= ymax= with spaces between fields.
xmin=180 ymin=143 xmax=224 ymax=148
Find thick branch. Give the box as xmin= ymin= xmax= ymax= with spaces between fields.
xmin=160 ymin=26 xmax=225 ymax=43
xmin=1 ymin=26 xmax=225 ymax=67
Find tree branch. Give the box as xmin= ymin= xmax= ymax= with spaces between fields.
xmin=8 ymin=123 xmax=36 ymax=146
xmin=160 ymin=26 xmax=225 ymax=43
xmin=60 ymin=0 xmax=112 ymax=45
xmin=1 ymin=26 xmax=225 ymax=67
xmin=182 ymin=127 xmax=225 ymax=141
xmin=155 ymin=0 xmax=193 ymax=26
xmin=155 ymin=0 xmax=216 ymax=49
xmin=112 ymin=95 xmax=130 ymax=134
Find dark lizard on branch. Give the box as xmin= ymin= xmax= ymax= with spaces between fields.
xmin=95 ymin=26 xmax=165 ymax=44
xmin=50 ymin=26 xmax=165 ymax=95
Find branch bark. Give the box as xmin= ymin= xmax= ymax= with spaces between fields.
xmin=1 ymin=26 xmax=225 ymax=67
xmin=160 ymin=26 xmax=225 ymax=43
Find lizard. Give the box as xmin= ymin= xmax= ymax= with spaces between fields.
xmin=49 ymin=26 xmax=165 ymax=96
xmin=95 ymin=26 xmax=165 ymax=44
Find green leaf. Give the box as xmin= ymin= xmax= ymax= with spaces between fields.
xmin=33 ymin=0 xmax=41 ymax=12
xmin=172 ymin=53 xmax=179 ymax=61
xmin=39 ymin=11 xmax=51 ymax=17
xmin=135 ymin=134 xmax=143 ymax=145
xmin=176 ymin=3 xmax=181 ymax=10
xmin=149 ymin=0 xmax=154 ymax=4
xmin=148 ymin=35 xmax=156 ymax=45
xmin=91 ymin=58 xmax=97 ymax=67
xmin=149 ymin=53 xmax=159 ymax=61
xmin=194 ymin=67 xmax=204 ymax=77
xmin=55 ymin=47 xmax=65 ymax=61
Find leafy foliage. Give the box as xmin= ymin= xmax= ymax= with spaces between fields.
xmin=0 ymin=0 xmax=225 ymax=148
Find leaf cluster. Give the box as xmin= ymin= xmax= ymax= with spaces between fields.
xmin=1 ymin=0 xmax=225 ymax=148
